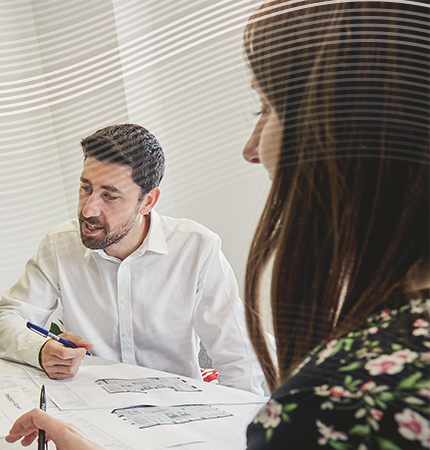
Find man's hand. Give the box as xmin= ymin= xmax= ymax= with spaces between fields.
xmin=40 ymin=332 xmax=93 ymax=379
xmin=5 ymin=408 xmax=105 ymax=450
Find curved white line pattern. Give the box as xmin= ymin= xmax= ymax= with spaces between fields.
xmin=0 ymin=0 xmax=428 ymax=298
xmin=0 ymin=0 xmax=268 ymax=290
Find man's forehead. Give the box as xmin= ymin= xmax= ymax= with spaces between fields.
xmin=81 ymin=157 xmax=135 ymax=190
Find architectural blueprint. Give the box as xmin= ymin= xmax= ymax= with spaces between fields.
xmin=96 ymin=377 xmax=201 ymax=394
xmin=112 ymin=404 xmax=231 ymax=429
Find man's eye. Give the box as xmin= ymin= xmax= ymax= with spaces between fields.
xmin=104 ymin=194 xmax=118 ymax=201
xmin=80 ymin=185 xmax=91 ymax=193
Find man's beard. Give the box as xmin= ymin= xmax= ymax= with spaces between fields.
xmin=79 ymin=206 xmax=140 ymax=250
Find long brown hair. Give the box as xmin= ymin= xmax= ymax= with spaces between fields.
xmin=244 ymin=0 xmax=429 ymax=392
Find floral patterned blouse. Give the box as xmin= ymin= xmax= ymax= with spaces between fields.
xmin=247 ymin=293 xmax=430 ymax=449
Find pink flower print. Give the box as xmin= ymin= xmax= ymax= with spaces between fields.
xmin=368 ymin=327 xmax=379 ymax=334
xmin=370 ymin=409 xmax=384 ymax=421
xmin=413 ymin=327 xmax=429 ymax=337
xmin=418 ymin=388 xmax=430 ymax=398
xmin=395 ymin=408 xmax=430 ymax=448
xmin=361 ymin=381 xmax=377 ymax=391
xmin=355 ymin=408 xmax=366 ymax=419
xmin=410 ymin=299 xmax=428 ymax=314
xmin=414 ymin=319 xmax=429 ymax=328
xmin=321 ymin=401 xmax=334 ymax=410
xmin=314 ymin=385 xmax=331 ymax=396
xmin=392 ymin=349 xmax=418 ymax=363
xmin=329 ymin=386 xmax=349 ymax=397
xmin=365 ymin=354 xmax=406 ymax=376
xmin=316 ymin=340 xmax=338 ymax=365
xmin=380 ymin=309 xmax=391 ymax=320
xmin=253 ymin=399 xmax=283 ymax=429
xmin=421 ymin=352 xmax=430 ymax=361
xmin=316 ymin=420 xmax=347 ymax=446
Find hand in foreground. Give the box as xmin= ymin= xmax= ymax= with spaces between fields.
xmin=5 ymin=408 xmax=105 ymax=450
xmin=40 ymin=332 xmax=93 ymax=379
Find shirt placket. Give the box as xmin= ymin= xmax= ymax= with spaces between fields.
xmin=117 ymin=258 xmax=136 ymax=365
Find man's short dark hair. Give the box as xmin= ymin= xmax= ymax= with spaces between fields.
xmin=80 ymin=124 xmax=165 ymax=199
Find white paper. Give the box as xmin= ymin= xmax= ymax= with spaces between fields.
xmin=0 ymin=359 xmax=28 ymax=377
xmin=96 ymin=376 xmax=202 ymax=395
xmin=23 ymin=362 xmax=266 ymax=411
xmin=111 ymin=404 xmax=232 ymax=428
xmin=177 ymin=433 xmax=248 ymax=450
xmin=71 ymin=403 xmax=262 ymax=450
xmin=0 ymin=384 xmax=38 ymax=438
xmin=2 ymin=358 xmax=266 ymax=450
xmin=58 ymin=410 xmax=137 ymax=450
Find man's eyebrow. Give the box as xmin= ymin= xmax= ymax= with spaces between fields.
xmin=101 ymin=185 xmax=122 ymax=194
xmin=80 ymin=177 xmax=122 ymax=194
xmin=80 ymin=177 xmax=91 ymax=185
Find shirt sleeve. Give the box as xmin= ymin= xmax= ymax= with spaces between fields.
xmin=0 ymin=231 xmax=61 ymax=368
xmin=192 ymin=236 xmax=265 ymax=396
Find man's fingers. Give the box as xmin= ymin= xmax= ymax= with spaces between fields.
xmin=47 ymin=369 xmax=79 ymax=379
xmin=44 ymin=360 xmax=82 ymax=379
xmin=59 ymin=332 xmax=94 ymax=350
xmin=40 ymin=340 xmax=86 ymax=379
xmin=43 ymin=340 xmax=86 ymax=359
xmin=45 ymin=350 xmax=85 ymax=364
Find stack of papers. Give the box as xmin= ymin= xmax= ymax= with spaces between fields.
xmin=0 ymin=358 xmax=267 ymax=450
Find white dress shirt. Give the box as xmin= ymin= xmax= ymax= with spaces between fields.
xmin=0 ymin=211 xmax=264 ymax=395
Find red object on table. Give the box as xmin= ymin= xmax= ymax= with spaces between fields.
xmin=200 ymin=368 xmax=219 ymax=383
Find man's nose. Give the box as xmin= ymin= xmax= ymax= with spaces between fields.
xmin=82 ymin=194 xmax=101 ymax=218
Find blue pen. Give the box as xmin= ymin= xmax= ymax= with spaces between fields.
xmin=26 ymin=322 xmax=91 ymax=356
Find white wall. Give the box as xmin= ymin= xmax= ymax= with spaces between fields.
xmin=0 ymin=0 xmax=270 ymax=297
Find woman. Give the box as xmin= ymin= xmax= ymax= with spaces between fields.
xmin=6 ymin=1 xmax=429 ymax=449
xmin=243 ymin=1 xmax=429 ymax=448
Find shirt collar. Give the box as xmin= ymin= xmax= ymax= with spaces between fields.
xmin=133 ymin=210 xmax=168 ymax=257
xmin=85 ymin=209 xmax=168 ymax=261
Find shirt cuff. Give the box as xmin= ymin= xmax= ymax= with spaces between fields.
xmin=21 ymin=334 xmax=47 ymax=369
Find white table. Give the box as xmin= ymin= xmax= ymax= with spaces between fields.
xmin=0 ymin=357 xmax=266 ymax=450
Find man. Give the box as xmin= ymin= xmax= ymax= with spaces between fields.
xmin=0 ymin=124 xmax=264 ymax=395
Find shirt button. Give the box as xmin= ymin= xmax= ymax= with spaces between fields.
xmin=120 ymin=299 xmax=126 ymax=304
xmin=121 ymin=332 xmax=128 ymax=338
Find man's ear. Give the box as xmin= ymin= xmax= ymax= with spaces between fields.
xmin=139 ymin=187 xmax=160 ymax=215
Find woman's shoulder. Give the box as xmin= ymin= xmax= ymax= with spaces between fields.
xmin=281 ymin=292 xmax=430 ymax=394
xmin=246 ymin=294 xmax=430 ymax=450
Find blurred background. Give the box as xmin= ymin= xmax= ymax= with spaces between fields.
xmin=0 ymin=0 xmax=271 ymax=298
